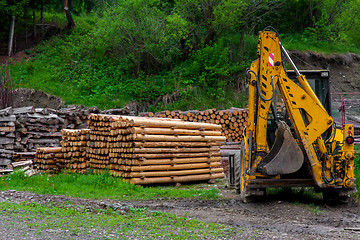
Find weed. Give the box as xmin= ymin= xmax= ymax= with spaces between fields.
xmin=305 ymin=204 xmax=325 ymax=215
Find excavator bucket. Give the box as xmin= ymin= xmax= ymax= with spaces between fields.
xmin=258 ymin=121 xmax=304 ymax=176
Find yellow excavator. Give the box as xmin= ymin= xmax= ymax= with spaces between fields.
xmin=235 ymin=27 xmax=356 ymax=203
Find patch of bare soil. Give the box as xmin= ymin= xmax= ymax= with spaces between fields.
xmin=0 ymin=50 xmax=30 ymax=65
xmin=1 ymin=184 xmax=360 ymax=240
xmin=289 ymin=51 xmax=360 ymax=93
xmin=13 ymin=88 xmax=65 ymax=109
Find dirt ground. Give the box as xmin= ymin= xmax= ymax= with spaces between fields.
xmin=1 ymin=180 xmax=360 ymax=240
xmin=290 ymin=51 xmax=360 ymax=94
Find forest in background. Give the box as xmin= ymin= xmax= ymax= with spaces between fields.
xmin=1 ymin=0 xmax=359 ymax=111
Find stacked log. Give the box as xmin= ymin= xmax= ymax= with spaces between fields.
xmin=60 ymin=129 xmax=89 ymax=173
xmin=88 ymin=114 xmax=225 ymax=185
xmin=34 ymin=147 xmax=65 ymax=173
xmin=12 ymin=152 xmax=36 ymax=162
xmin=0 ymin=107 xmax=16 ymax=151
xmin=50 ymin=106 xmax=99 ymax=129
xmin=0 ymin=107 xmax=16 ymax=173
xmin=139 ymin=108 xmax=248 ymax=142
xmin=87 ymin=115 xmax=112 ymax=174
xmin=15 ymin=107 xmax=63 ymax=152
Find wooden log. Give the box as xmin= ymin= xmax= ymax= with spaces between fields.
xmin=133 ymin=147 xmax=220 ymax=153
xmin=0 ymin=137 xmax=14 ymax=145
xmin=133 ymin=127 xmax=221 ymax=136
xmin=126 ymin=167 xmax=223 ymax=178
xmin=13 ymin=106 xmax=35 ymax=114
xmin=133 ymin=141 xmax=222 ymax=148
xmin=26 ymin=132 xmax=62 ymax=138
xmin=0 ymin=158 xmax=12 ymax=166
xmin=127 ymin=162 xmax=221 ymax=172
xmin=0 ymin=115 xmax=16 ymax=122
xmin=0 ymin=126 xmax=15 ymax=132
xmin=127 ymin=156 xmax=221 ymax=165
xmin=28 ymin=139 xmax=60 ymax=144
xmin=26 ymin=113 xmax=64 ymax=123
xmin=118 ymin=116 xmax=222 ymax=130
xmin=0 ymin=168 xmax=13 ymax=174
xmin=133 ymin=134 xmax=226 ymax=142
xmin=36 ymin=147 xmax=62 ymax=154
xmin=130 ymin=172 xmax=225 ymax=185
xmin=12 ymin=160 xmax=33 ymax=168
xmin=0 ymin=107 xmax=13 ymax=116
xmin=133 ymin=152 xmax=221 ymax=159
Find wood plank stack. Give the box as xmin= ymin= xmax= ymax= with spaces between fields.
xmin=34 ymin=147 xmax=65 ymax=173
xmin=15 ymin=107 xmax=63 ymax=152
xmin=139 ymin=108 xmax=248 ymax=142
xmin=49 ymin=106 xmax=99 ymax=129
xmin=61 ymin=129 xmax=90 ymax=173
xmin=0 ymin=107 xmax=16 ymax=151
xmin=88 ymin=114 xmax=225 ymax=185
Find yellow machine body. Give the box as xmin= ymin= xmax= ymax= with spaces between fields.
xmin=236 ymin=30 xmax=356 ymax=202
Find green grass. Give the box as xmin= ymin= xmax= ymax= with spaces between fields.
xmin=354 ymin=144 xmax=360 ymax=199
xmin=0 ymin=201 xmax=244 ymax=239
xmin=0 ymin=171 xmax=220 ymax=201
xmin=292 ymin=202 xmax=325 ymax=215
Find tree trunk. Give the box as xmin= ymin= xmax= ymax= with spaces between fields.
xmin=64 ymin=0 xmax=75 ymax=29
xmin=41 ymin=0 xmax=44 ymax=32
xmin=7 ymin=16 xmax=15 ymax=57
xmin=64 ymin=7 xmax=75 ymax=29
xmin=33 ymin=10 xmax=36 ymax=40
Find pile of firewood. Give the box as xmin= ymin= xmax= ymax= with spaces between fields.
xmin=139 ymin=108 xmax=248 ymax=142
xmin=15 ymin=107 xmax=64 ymax=152
xmin=0 ymin=107 xmax=16 ymax=151
xmin=87 ymin=114 xmax=225 ymax=185
xmin=50 ymin=106 xmax=101 ymax=129
xmin=0 ymin=107 xmax=16 ymax=173
xmin=0 ymin=105 xmax=128 ymax=154
xmin=61 ymin=129 xmax=89 ymax=173
xmin=12 ymin=152 xmax=36 ymax=162
xmin=34 ymin=147 xmax=64 ymax=173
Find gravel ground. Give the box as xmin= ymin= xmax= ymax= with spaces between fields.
xmin=1 ymin=187 xmax=360 ymax=240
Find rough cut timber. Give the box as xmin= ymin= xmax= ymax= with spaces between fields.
xmin=61 ymin=129 xmax=90 ymax=173
xmin=87 ymin=114 xmax=225 ymax=185
xmin=34 ymin=147 xmax=65 ymax=173
xmin=139 ymin=107 xmax=248 ymax=142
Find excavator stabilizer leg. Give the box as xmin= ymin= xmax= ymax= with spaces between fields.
xmin=258 ymin=121 xmax=304 ymax=176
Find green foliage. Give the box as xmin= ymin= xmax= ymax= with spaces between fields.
xmin=354 ymin=144 xmax=360 ymax=170
xmin=6 ymin=0 xmax=360 ymax=110
xmin=0 ymin=171 xmax=220 ymax=200
xmin=281 ymin=33 xmax=360 ymax=54
xmin=304 ymin=0 xmax=360 ymax=44
xmin=182 ymin=43 xmax=231 ymax=97
xmin=353 ymin=144 xmax=360 ymax=199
